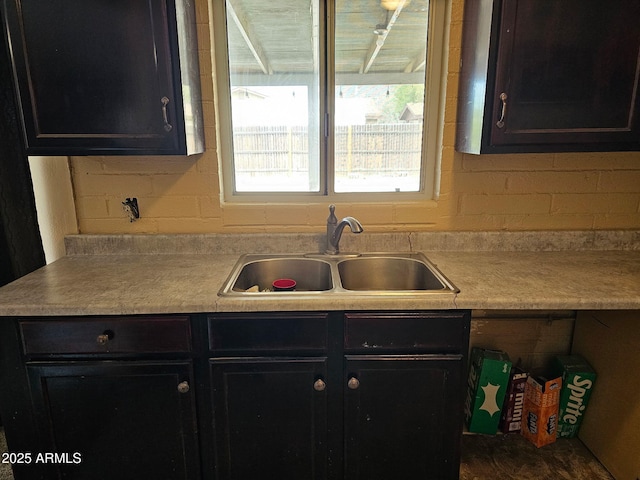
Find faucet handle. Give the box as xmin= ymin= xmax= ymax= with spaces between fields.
xmin=327 ymin=204 xmax=337 ymax=225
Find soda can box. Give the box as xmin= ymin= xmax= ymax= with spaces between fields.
xmin=464 ymin=347 xmax=512 ymax=434
xmin=499 ymin=367 xmax=528 ymax=434
xmin=552 ymin=354 xmax=597 ymax=438
xmin=521 ymin=375 xmax=562 ymax=448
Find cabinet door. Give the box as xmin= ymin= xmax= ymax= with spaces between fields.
xmin=344 ymin=355 xmax=464 ymax=480
xmin=210 ymin=357 xmax=328 ymax=480
xmin=2 ymin=0 xmax=203 ymax=155
xmin=491 ymin=0 xmax=640 ymax=148
xmin=27 ymin=361 xmax=199 ymax=480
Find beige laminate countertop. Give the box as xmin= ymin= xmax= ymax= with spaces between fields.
xmin=0 ymin=244 xmax=638 ymax=316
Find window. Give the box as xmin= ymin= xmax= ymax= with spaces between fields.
xmin=212 ymin=0 xmax=448 ymax=202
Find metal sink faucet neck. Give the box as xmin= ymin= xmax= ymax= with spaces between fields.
xmin=325 ymin=204 xmax=364 ymax=254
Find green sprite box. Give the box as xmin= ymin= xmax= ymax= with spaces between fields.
xmin=552 ymin=354 xmax=597 ymax=438
xmin=464 ymin=347 xmax=512 ymax=434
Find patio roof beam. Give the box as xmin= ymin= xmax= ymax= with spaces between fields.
xmin=227 ymin=0 xmax=272 ymax=75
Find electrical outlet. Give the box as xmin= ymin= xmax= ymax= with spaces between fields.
xmin=122 ymin=197 xmax=140 ymax=222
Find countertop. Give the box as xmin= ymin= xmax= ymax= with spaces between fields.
xmin=0 ymin=232 xmax=638 ymax=316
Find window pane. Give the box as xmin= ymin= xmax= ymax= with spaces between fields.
xmin=334 ymin=0 xmax=429 ymax=193
xmin=225 ymin=0 xmax=321 ymax=192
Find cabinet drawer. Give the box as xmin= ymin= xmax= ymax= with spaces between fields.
xmin=209 ymin=313 xmax=328 ymax=353
xmin=344 ymin=311 xmax=469 ymax=353
xmin=20 ymin=316 xmax=192 ymax=355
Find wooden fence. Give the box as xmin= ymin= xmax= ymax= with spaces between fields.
xmin=232 ymin=123 xmax=422 ymax=177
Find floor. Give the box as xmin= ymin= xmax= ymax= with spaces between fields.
xmin=460 ymin=434 xmax=614 ymax=480
xmin=0 ymin=427 xmax=614 ymax=480
xmin=0 ymin=428 xmax=11 ymax=480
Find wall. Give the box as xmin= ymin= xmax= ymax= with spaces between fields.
xmin=28 ymin=157 xmax=78 ymax=263
xmin=69 ymin=0 xmax=640 ymax=234
xmin=573 ymin=311 xmax=640 ymax=480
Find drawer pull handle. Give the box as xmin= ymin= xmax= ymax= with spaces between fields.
xmin=347 ymin=377 xmax=360 ymax=390
xmin=313 ymin=379 xmax=326 ymax=392
xmin=177 ymin=381 xmax=190 ymax=394
xmin=496 ymin=92 xmax=508 ymax=128
xmin=161 ymin=96 xmax=173 ymax=132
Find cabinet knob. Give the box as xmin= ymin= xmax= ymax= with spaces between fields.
xmin=96 ymin=330 xmax=114 ymax=345
xmin=313 ymin=379 xmax=326 ymax=392
xmin=177 ymin=381 xmax=190 ymax=394
xmin=347 ymin=377 xmax=360 ymax=390
xmin=96 ymin=333 xmax=112 ymax=345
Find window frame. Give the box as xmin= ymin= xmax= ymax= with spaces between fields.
xmin=211 ymin=0 xmax=449 ymax=204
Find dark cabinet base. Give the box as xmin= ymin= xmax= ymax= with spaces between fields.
xmin=345 ymin=355 xmax=464 ymax=479
xmin=0 ymin=310 xmax=470 ymax=480
xmin=27 ymin=361 xmax=200 ymax=480
xmin=211 ymin=358 xmax=328 ymax=480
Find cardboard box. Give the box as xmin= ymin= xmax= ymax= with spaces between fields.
xmin=521 ymin=375 xmax=562 ymax=447
xmin=464 ymin=347 xmax=512 ymax=434
xmin=552 ymin=354 xmax=597 ymax=438
xmin=499 ymin=367 xmax=528 ymax=434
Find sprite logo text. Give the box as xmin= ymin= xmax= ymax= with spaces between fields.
xmin=563 ymin=375 xmax=593 ymax=425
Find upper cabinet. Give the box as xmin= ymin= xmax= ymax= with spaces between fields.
xmin=1 ymin=0 xmax=204 ymax=156
xmin=456 ymin=0 xmax=640 ymax=154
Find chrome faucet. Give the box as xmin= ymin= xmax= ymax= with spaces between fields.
xmin=325 ymin=204 xmax=364 ymax=254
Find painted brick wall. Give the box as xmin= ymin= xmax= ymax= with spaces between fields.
xmin=70 ymin=0 xmax=640 ymax=234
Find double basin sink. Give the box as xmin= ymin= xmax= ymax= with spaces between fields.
xmin=219 ymin=252 xmax=458 ymax=296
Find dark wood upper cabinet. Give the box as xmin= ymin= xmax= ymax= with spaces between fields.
xmin=456 ymin=0 xmax=640 ymax=154
xmin=1 ymin=0 xmax=204 ymax=155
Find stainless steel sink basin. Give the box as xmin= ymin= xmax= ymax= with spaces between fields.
xmin=337 ymin=256 xmax=450 ymax=291
xmin=226 ymin=256 xmax=333 ymax=293
xmin=218 ymin=252 xmax=458 ymax=296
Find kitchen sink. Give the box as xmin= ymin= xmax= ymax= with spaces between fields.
xmin=337 ymin=256 xmax=450 ymax=291
xmin=227 ymin=257 xmax=333 ymax=293
xmin=218 ymin=252 xmax=458 ymax=296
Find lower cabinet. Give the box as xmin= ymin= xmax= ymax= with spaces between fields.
xmin=208 ymin=310 xmax=470 ymax=480
xmin=344 ymin=355 xmax=464 ymax=480
xmin=342 ymin=311 xmax=469 ymax=480
xmin=27 ymin=361 xmax=200 ymax=480
xmin=0 ymin=315 xmax=199 ymax=480
xmin=0 ymin=310 xmax=469 ymax=480
xmin=210 ymin=358 xmax=328 ymax=480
